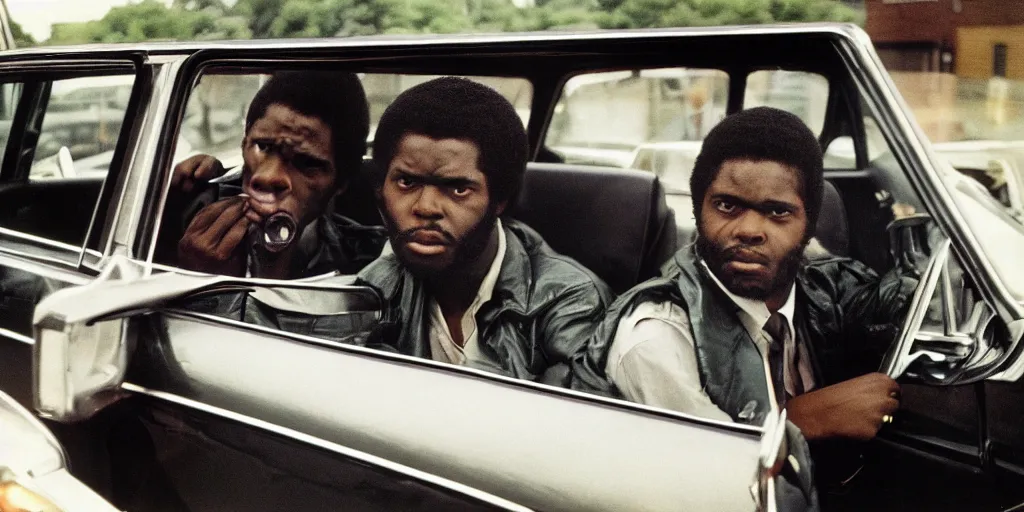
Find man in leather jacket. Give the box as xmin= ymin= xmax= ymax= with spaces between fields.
xmin=575 ymin=107 xmax=919 ymax=439
xmin=356 ymin=77 xmax=613 ymax=386
xmin=159 ymin=70 xmax=387 ymax=279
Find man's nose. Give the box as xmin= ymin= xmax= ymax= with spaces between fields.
xmin=249 ymin=157 xmax=292 ymax=198
xmin=412 ymin=186 xmax=444 ymax=220
xmin=733 ymin=211 xmax=767 ymax=245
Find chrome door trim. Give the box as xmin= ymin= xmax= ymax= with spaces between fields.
xmin=166 ymin=308 xmax=759 ymax=435
xmin=120 ymin=381 xmax=533 ymax=512
xmin=0 ymin=326 xmax=32 ymax=345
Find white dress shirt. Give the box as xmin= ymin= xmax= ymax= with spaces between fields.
xmin=605 ymin=259 xmax=815 ymax=421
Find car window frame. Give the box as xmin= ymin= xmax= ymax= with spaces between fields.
xmin=0 ymin=56 xmax=147 ymax=273
xmin=132 ymin=51 xmax=774 ymax=432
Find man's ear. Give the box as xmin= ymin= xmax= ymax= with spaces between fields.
xmin=495 ymin=200 xmax=509 ymax=216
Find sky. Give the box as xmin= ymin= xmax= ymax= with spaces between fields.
xmin=6 ymin=0 xmax=181 ymax=42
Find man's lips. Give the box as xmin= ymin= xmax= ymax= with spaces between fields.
xmin=723 ymin=248 xmax=769 ymax=273
xmin=402 ymin=229 xmax=451 ymax=256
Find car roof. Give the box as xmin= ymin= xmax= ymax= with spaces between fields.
xmin=1 ymin=23 xmax=863 ymax=57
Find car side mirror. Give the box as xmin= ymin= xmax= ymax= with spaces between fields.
xmin=33 ymin=255 xmax=382 ymax=422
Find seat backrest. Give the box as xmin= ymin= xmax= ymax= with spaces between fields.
xmin=508 ymin=163 xmax=677 ymax=294
xmin=816 ymin=179 xmax=849 ymax=257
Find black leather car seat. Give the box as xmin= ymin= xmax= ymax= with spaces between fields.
xmin=509 ymin=163 xmax=677 ymax=294
xmin=816 ymin=180 xmax=849 ymax=256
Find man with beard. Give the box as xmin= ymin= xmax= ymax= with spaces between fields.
xmin=577 ymin=107 xmax=918 ymax=442
xmin=164 ymin=70 xmax=386 ymax=279
xmin=356 ymin=77 xmax=613 ymax=385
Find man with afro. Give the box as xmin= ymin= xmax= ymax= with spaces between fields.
xmin=578 ymin=107 xmax=918 ymax=444
xmin=357 ymin=77 xmax=613 ymax=386
xmin=167 ymin=70 xmax=386 ymax=279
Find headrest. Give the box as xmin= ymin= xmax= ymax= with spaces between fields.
xmin=815 ymin=180 xmax=849 ymax=257
xmin=508 ymin=163 xmax=677 ymax=294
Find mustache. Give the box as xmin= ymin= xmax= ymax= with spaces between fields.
xmin=721 ymin=245 xmax=770 ymax=265
xmin=395 ymin=225 xmax=457 ymax=245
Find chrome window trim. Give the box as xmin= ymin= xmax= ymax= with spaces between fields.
xmin=0 ymin=326 xmax=33 ymax=345
xmin=160 ymin=308 xmax=760 ymax=436
xmin=0 ymin=248 xmax=92 ymax=285
xmin=109 ymin=56 xmax=187 ymax=260
xmin=120 ymin=381 xmax=533 ymax=511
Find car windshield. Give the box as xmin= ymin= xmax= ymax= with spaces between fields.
xmin=890 ymin=72 xmax=1024 ymax=304
xmin=938 ymin=161 xmax=1024 ymax=304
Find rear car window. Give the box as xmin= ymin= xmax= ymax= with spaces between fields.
xmin=744 ymin=69 xmax=829 ymax=136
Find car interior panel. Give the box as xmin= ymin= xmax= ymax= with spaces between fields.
xmin=0 ymin=176 xmax=104 ymax=246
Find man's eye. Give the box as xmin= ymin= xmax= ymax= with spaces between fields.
xmin=451 ymin=186 xmax=471 ymax=197
xmin=252 ymin=141 xmax=271 ymax=154
xmin=768 ymin=209 xmax=792 ymax=218
xmin=395 ymin=177 xmax=415 ymax=189
xmin=714 ymin=200 xmax=736 ymax=214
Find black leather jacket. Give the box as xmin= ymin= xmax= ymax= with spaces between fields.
xmin=356 ymin=219 xmax=614 ymax=386
xmin=574 ymin=242 xmax=920 ymax=421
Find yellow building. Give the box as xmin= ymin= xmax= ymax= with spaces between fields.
xmin=957 ymin=25 xmax=1024 ymax=80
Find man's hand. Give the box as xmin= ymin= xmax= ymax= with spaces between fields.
xmin=177 ymin=196 xmax=251 ymax=276
xmin=171 ymin=154 xmax=226 ymax=194
xmin=785 ymin=372 xmax=900 ymax=441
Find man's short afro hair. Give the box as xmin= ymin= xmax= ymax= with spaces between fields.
xmin=690 ymin=106 xmax=824 ymax=236
xmin=370 ymin=77 xmax=528 ymax=206
xmin=245 ymin=70 xmax=369 ymax=186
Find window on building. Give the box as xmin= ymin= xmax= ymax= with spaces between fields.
xmin=994 ymin=43 xmax=1008 ymax=78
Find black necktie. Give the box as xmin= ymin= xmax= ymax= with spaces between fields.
xmin=765 ymin=312 xmax=789 ymax=409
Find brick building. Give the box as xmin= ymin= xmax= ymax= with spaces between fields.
xmin=866 ymin=0 xmax=1024 ymax=78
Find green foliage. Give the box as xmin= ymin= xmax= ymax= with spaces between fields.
xmin=47 ymin=0 xmax=250 ymax=46
xmin=30 ymin=0 xmax=863 ymax=46
xmin=9 ymin=20 xmax=35 ymax=47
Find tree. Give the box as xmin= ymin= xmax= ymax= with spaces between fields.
xmin=9 ymin=20 xmax=35 ymax=47
xmin=38 ymin=0 xmax=863 ymax=46
xmin=46 ymin=0 xmax=250 ymax=45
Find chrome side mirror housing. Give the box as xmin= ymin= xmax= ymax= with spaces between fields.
xmin=33 ymin=317 xmax=131 ymax=423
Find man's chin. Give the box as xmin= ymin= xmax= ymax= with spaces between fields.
xmin=722 ymin=278 xmax=771 ymax=300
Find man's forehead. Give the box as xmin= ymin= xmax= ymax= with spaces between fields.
xmin=250 ymin=104 xmax=332 ymax=151
xmin=390 ymin=135 xmax=482 ymax=177
xmin=709 ymin=159 xmax=804 ymax=204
